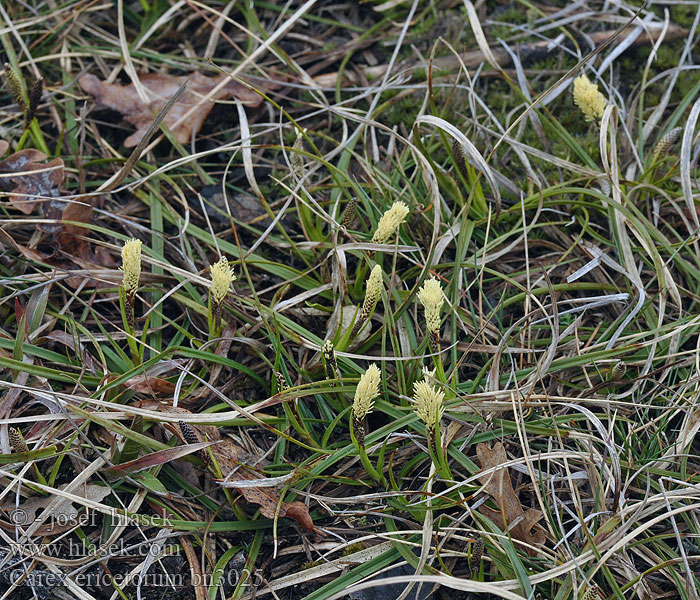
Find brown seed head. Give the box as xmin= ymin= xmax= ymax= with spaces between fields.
xmin=26 ymin=77 xmax=43 ymax=124
xmin=9 ymin=428 xmax=28 ymax=453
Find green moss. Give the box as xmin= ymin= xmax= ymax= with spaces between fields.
xmin=381 ymin=92 xmax=424 ymax=129
xmin=488 ymin=6 xmax=528 ymax=40
xmin=670 ymin=4 xmax=698 ymax=27
xmin=342 ymin=542 xmax=366 ymax=556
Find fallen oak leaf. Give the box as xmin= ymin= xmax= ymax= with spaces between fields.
xmin=79 ymin=71 xmax=265 ymax=147
xmin=476 ymin=442 xmax=546 ymax=556
xmin=0 ymin=482 xmax=109 ymax=536
xmin=0 ymin=146 xmax=113 ymax=273
xmin=173 ymin=413 xmax=316 ymax=535
xmin=55 ymin=195 xmax=93 ymax=256
xmin=0 ymin=149 xmax=64 ymax=214
xmin=123 ymin=373 xmax=177 ymax=396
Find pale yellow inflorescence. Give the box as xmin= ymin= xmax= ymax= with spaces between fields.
xmin=412 ymin=377 xmax=445 ymax=429
xmin=422 ymin=366 xmax=436 ymax=380
xmin=210 ymin=256 xmax=236 ymax=305
xmin=352 ymin=363 xmax=381 ymax=420
xmin=372 ymin=201 xmax=409 ymax=243
xmin=121 ymin=238 xmax=142 ymax=295
xmin=573 ymin=74 xmax=607 ymax=122
xmin=363 ymin=264 xmax=383 ymax=310
xmin=417 ymin=276 xmax=444 ymax=334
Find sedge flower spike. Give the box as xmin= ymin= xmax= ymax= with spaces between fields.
xmin=323 ymin=339 xmax=339 ymax=384
xmin=352 ymin=265 xmax=383 ymax=337
xmin=3 ymin=63 xmax=26 ymax=113
xmin=573 ymin=74 xmax=606 ymax=122
xmin=417 ymin=276 xmax=444 ymax=334
xmin=352 ymin=364 xmax=381 ymax=421
xmin=412 ymin=378 xmax=445 ymax=429
xmin=652 ymin=127 xmax=683 ymax=162
xmin=210 ymin=257 xmax=236 ymax=305
xmin=121 ymin=239 xmax=142 ymax=296
xmin=364 ymin=265 xmax=383 ymax=308
xmin=372 ymin=201 xmax=409 ymax=243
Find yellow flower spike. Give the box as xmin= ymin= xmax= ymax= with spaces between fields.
xmin=412 ymin=378 xmax=445 ymax=430
xmin=421 ymin=366 xmax=437 ymax=380
xmin=364 ymin=264 xmax=383 ymax=307
xmin=372 ymin=201 xmax=409 ymax=243
xmin=121 ymin=238 xmax=142 ymax=297
xmin=352 ymin=363 xmax=381 ymax=421
xmin=417 ymin=276 xmax=445 ymax=335
xmin=210 ymin=256 xmax=236 ymax=306
xmin=573 ymin=74 xmax=607 ymax=122
xmin=3 ymin=63 xmax=26 ymax=113
xmin=469 ymin=537 xmax=484 ymax=577
xmin=351 ymin=265 xmax=383 ymax=338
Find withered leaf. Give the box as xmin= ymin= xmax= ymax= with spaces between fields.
xmin=1 ymin=483 xmax=110 ymax=536
xmin=0 ymin=149 xmax=64 ymax=214
xmin=476 ymin=442 xmax=546 ymax=556
xmin=124 ymin=374 xmax=176 ymax=396
xmin=104 ymin=442 xmax=218 ymax=477
xmin=56 ymin=196 xmax=93 ymax=257
xmin=172 ymin=410 xmax=316 ymax=535
xmin=0 ymin=151 xmax=110 ymax=269
xmin=44 ymin=330 xmax=101 ymax=375
xmin=79 ymin=71 xmax=264 ymax=147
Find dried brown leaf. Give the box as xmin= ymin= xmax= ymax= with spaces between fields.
xmin=1 ymin=483 xmax=110 ymax=535
xmin=476 ymin=442 xmax=546 ymax=556
xmin=57 ymin=196 xmax=93 ymax=259
xmin=124 ymin=374 xmax=177 ymax=396
xmin=44 ymin=330 xmax=101 ymax=375
xmin=104 ymin=442 xmax=218 ymax=477
xmin=79 ymin=71 xmax=264 ymax=147
xmin=0 ymin=228 xmax=46 ymax=262
xmin=174 ymin=412 xmax=316 ymax=535
xmin=0 ymin=149 xmax=64 ymax=214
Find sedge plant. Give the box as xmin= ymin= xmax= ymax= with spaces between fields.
xmin=119 ymin=238 xmax=142 ymax=364
xmin=350 ymin=363 xmax=386 ymax=487
xmin=417 ymin=276 xmax=446 ymax=380
xmin=412 ymin=369 xmax=450 ymax=479
xmin=208 ymin=256 xmax=236 ymax=338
